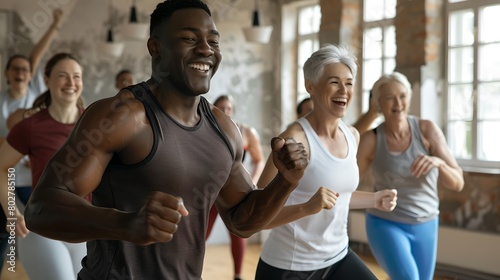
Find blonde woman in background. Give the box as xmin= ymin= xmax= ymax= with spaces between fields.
xmin=357 ymin=72 xmax=464 ymax=280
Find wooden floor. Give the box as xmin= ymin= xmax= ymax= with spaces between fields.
xmin=202 ymin=244 xmax=388 ymax=280
xmin=2 ymin=244 xmax=454 ymax=280
xmin=1 ymin=261 xmax=28 ymax=280
xmin=202 ymin=244 xmax=456 ymax=280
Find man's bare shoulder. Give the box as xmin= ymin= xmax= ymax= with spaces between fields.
xmin=69 ymin=90 xmax=151 ymax=155
xmin=74 ymin=91 xmax=146 ymax=138
xmin=83 ymin=90 xmax=144 ymax=121
xmin=210 ymin=103 xmax=239 ymax=136
xmin=209 ymin=103 xmax=243 ymax=158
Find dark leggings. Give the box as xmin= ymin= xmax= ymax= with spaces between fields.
xmin=254 ymin=248 xmax=378 ymax=280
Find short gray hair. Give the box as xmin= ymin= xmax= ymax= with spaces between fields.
xmin=303 ymin=44 xmax=358 ymax=85
xmin=372 ymin=72 xmax=412 ymax=107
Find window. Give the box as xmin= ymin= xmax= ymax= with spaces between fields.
xmin=361 ymin=0 xmax=396 ymax=112
xmin=296 ymin=4 xmax=321 ymax=103
xmin=446 ymin=0 xmax=500 ymax=168
xmin=280 ymin=0 xmax=319 ymax=127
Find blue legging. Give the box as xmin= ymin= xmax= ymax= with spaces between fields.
xmin=365 ymin=214 xmax=438 ymax=280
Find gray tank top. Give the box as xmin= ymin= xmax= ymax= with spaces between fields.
xmin=366 ymin=116 xmax=439 ymax=224
xmin=79 ymin=82 xmax=234 ymax=280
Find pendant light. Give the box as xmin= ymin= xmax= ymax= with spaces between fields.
xmin=242 ymin=0 xmax=273 ymax=44
xmin=120 ymin=0 xmax=149 ymax=40
xmin=98 ymin=0 xmax=124 ymax=57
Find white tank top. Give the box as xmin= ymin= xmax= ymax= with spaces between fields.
xmin=260 ymin=118 xmax=359 ymax=271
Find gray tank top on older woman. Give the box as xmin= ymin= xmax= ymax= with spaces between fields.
xmin=367 ymin=115 xmax=439 ymax=224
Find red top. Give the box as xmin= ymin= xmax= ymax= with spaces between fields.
xmin=8 ymin=109 xmax=77 ymax=188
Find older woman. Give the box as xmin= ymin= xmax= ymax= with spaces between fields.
xmin=357 ymin=72 xmax=464 ymax=280
xmin=255 ymin=44 xmax=397 ymax=279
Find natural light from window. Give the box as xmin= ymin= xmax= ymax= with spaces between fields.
xmin=362 ymin=0 xmax=396 ymax=113
xmin=447 ymin=1 xmax=500 ymax=166
xmin=296 ymin=4 xmax=321 ymax=104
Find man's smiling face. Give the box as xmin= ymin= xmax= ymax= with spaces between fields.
xmin=154 ymin=8 xmax=221 ymax=96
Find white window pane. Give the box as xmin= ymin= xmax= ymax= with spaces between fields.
xmin=384 ymin=26 xmax=396 ymax=57
xmin=364 ymin=0 xmax=384 ymax=21
xmin=298 ymin=7 xmax=312 ymax=35
xmin=449 ymin=10 xmax=474 ymax=46
xmin=362 ymin=59 xmax=382 ymax=90
xmin=448 ymin=47 xmax=473 ymax=83
xmin=364 ymin=27 xmax=383 ymax=59
xmin=312 ymin=5 xmax=321 ymax=33
xmin=448 ymin=121 xmax=472 ymax=160
xmin=449 ymin=0 xmax=466 ymax=3
xmin=478 ymin=121 xmax=500 ymax=161
xmin=478 ymin=43 xmax=500 ymax=81
xmin=313 ymin=39 xmax=320 ymax=52
xmin=448 ymin=84 xmax=473 ymax=121
xmin=478 ymin=82 xmax=500 ymax=119
xmin=479 ymin=5 xmax=500 ymax=43
xmin=384 ymin=58 xmax=395 ymax=74
xmin=298 ymin=39 xmax=315 ymax=66
xmin=384 ymin=0 xmax=396 ymax=19
xmin=299 ymin=5 xmax=320 ymax=35
xmin=361 ymin=90 xmax=371 ymax=112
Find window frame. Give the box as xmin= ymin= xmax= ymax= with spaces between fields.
xmin=445 ymin=0 xmax=500 ymax=172
xmin=279 ymin=0 xmax=320 ymax=129
xmin=295 ymin=3 xmax=321 ymax=106
xmin=361 ymin=0 xmax=396 ymax=113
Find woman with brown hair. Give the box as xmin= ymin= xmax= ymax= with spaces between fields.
xmin=0 ymin=52 xmax=86 ymax=280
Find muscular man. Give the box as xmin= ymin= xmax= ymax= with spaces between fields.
xmin=24 ymin=1 xmax=308 ymax=279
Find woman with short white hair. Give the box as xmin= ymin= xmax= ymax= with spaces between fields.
xmin=255 ymin=44 xmax=398 ymax=279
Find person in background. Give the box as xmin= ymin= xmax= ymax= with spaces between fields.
xmin=207 ymin=94 xmax=265 ymax=280
xmin=0 ymin=8 xmax=62 ymax=277
xmin=296 ymin=97 xmax=313 ymax=119
xmin=23 ymin=1 xmax=308 ymax=279
xmin=255 ymin=44 xmax=397 ymax=279
xmin=115 ymin=69 xmax=135 ymax=90
xmin=0 ymin=52 xmax=87 ymax=280
xmin=357 ymin=72 xmax=464 ymax=280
